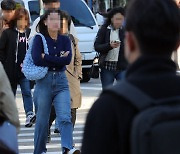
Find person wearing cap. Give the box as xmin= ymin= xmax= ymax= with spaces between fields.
xmin=0 ymin=0 xmax=16 ymax=35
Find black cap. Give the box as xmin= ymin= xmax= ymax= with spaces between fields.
xmin=1 ymin=0 xmax=16 ymax=10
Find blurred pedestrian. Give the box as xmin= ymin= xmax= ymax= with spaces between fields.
xmin=0 ymin=7 xmax=36 ymax=127
xmin=32 ymin=9 xmax=80 ymax=154
xmin=81 ymin=0 xmax=180 ymax=153
xmin=48 ymin=11 xmax=82 ymax=142
xmin=0 ymin=0 xmax=16 ymax=35
xmin=175 ymin=0 xmax=180 ymax=8
xmin=0 ymin=62 xmax=20 ymax=153
xmin=0 ymin=62 xmax=20 ymax=131
xmin=94 ymin=7 xmax=128 ymax=89
xmin=175 ymin=0 xmax=180 ymax=67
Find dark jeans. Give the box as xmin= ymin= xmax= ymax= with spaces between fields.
xmin=13 ymin=77 xmax=33 ymax=116
xmin=49 ymin=105 xmax=77 ymax=131
xmin=100 ymin=68 xmax=126 ymax=89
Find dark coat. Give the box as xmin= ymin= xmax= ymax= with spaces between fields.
xmin=94 ymin=25 xmax=128 ymax=70
xmin=0 ymin=28 xmax=31 ymax=89
xmin=81 ymin=55 xmax=180 ymax=154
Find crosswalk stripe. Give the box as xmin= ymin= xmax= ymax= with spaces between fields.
xmin=18 ymin=136 xmax=82 ymax=143
xmin=18 ymin=110 xmax=85 ymax=153
xmin=18 ymin=130 xmax=83 ymax=137
xmin=19 ymin=143 xmax=82 ymax=149
xmin=16 ymin=85 xmax=102 ymax=93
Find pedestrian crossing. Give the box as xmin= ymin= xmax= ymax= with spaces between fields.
xmin=16 ymin=79 xmax=101 ymax=153
xmin=18 ymin=109 xmax=88 ymax=154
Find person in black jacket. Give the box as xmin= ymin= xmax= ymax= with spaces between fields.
xmin=81 ymin=0 xmax=180 ymax=153
xmin=0 ymin=0 xmax=16 ymax=36
xmin=94 ymin=7 xmax=128 ymax=89
xmin=0 ymin=8 xmax=35 ymax=127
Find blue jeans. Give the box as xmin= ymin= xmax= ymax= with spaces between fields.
xmin=13 ymin=77 xmax=33 ymax=116
xmin=33 ymin=71 xmax=73 ymax=154
xmin=100 ymin=68 xmax=126 ymax=89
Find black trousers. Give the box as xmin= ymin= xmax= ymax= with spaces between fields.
xmin=49 ymin=105 xmax=77 ymax=131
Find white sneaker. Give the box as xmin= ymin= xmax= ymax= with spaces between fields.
xmin=68 ymin=148 xmax=81 ymax=154
xmin=25 ymin=113 xmax=36 ymax=127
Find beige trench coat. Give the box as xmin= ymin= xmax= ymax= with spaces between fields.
xmin=0 ymin=62 xmax=20 ymax=131
xmin=66 ymin=37 xmax=82 ymax=109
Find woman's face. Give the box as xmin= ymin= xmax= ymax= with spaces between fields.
xmin=17 ymin=16 xmax=28 ymax=30
xmin=45 ymin=12 xmax=61 ymax=32
xmin=111 ymin=13 xmax=124 ymax=29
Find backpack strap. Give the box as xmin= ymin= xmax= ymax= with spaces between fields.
xmin=104 ymin=80 xmax=180 ymax=111
xmin=104 ymin=80 xmax=154 ymax=111
xmin=28 ymin=33 xmax=48 ymax=54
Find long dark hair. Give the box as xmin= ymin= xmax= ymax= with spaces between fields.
xmin=37 ymin=9 xmax=62 ymax=36
xmin=104 ymin=7 xmax=125 ymax=27
xmin=60 ymin=11 xmax=72 ymax=32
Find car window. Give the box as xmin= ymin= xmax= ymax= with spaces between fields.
xmin=28 ymin=0 xmax=40 ymax=23
xmin=60 ymin=0 xmax=96 ymax=27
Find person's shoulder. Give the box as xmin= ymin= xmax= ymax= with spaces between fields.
xmin=34 ymin=33 xmax=42 ymax=39
xmin=119 ymin=27 xmax=125 ymax=34
xmin=90 ymin=91 xmax=121 ymax=112
xmin=97 ymin=25 xmax=109 ymax=34
xmin=96 ymin=85 xmax=137 ymax=110
xmin=58 ymin=34 xmax=70 ymax=42
xmin=31 ymin=33 xmax=43 ymax=44
xmin=26 ymin=28 xmax=31 ymax=36
xmin=1 ymin=28 xmax=14 ymax=35
xmin=100 ymin=25 xmax=108 ymax=30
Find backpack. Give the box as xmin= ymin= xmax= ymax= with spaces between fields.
xmin=105 ymin=80 xmax=180 ymax=154
xmin=22 ymin=33 xmax=49 ymax=80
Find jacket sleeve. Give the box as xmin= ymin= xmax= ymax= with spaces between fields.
xmin=0 ymin=62 xmax=20 ymax=132
xmin=44 ymin=36 xmax=72 ymax=66
xmin=73 ymin=38 xmax=82 ymax=79
xmin=0 ymin=30 xmax=8 ymax=63
xmin=94 ymin=26 xmax=113 ymax=54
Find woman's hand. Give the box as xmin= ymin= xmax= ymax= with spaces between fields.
xmin=61 ymin=51 xmax=70 ymax=57
xmin=110 ymin=41 xmax=121 ymax=48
